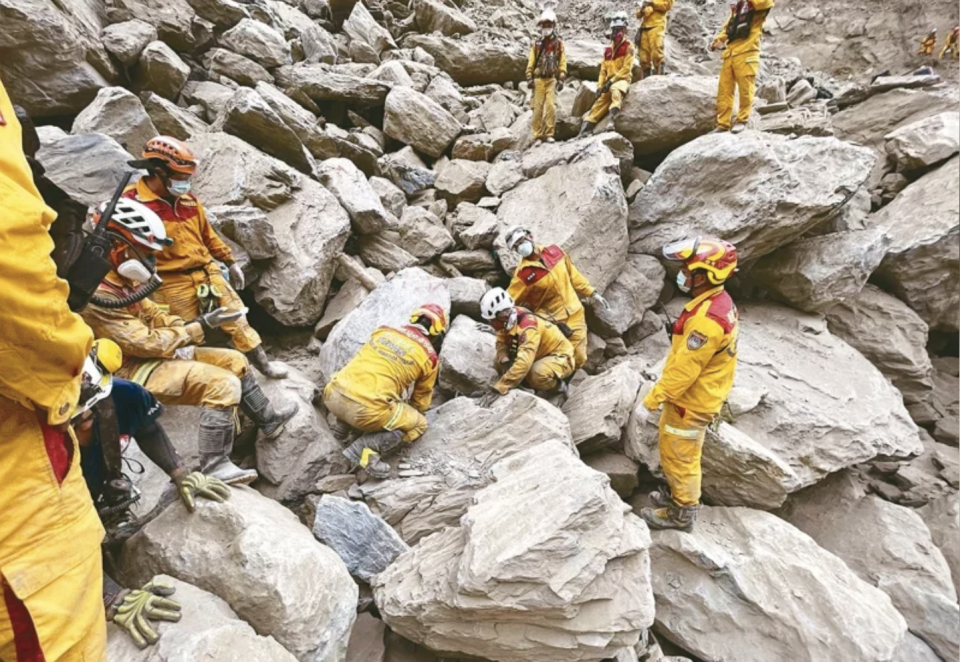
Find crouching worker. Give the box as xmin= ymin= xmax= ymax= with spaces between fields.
xmin=478 ymin=288 xmax=575 ymax=407
xmin=323 ymin=305 xmax=448 ymax=478
xmin=80 ymin=198 xmax=298 ymax=485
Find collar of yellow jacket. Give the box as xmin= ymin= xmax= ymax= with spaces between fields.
xmin=103 ymin=270 xmax=130 ymax=288
xmin=133 ymin=177 xmax=162 ymax=202
xmin=518 ymin=245 xmax=548 ymax=266
xmin=684 ymin=285 xmax=725 ymax=312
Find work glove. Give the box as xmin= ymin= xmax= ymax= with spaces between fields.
xmin=557 ymin=79 xmax=565 ymax=91
xmin=228 ymin=263 xmax=245 ymax=290
xmin=177 ymin=471 xmax=231 ymax=513
xmin=198 ymin=306 xmax=245 ymax=331
xmin=588 ymin=292 xmax=609 ymax=309
xmin=710 ymin=38 xmax=724 ymax=51
xmin=478 ymin=388 xmax=503 ymax=409
xmin=173 ymin=346 xmax=195 ymax=361
xmin=112 ymin=580 xmax=182 ymax=649
xmin=634 ymin=401 xmax=656 ymax=425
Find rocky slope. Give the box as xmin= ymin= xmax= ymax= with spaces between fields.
xmin=3 ymin=0 xmax=959 ymax=659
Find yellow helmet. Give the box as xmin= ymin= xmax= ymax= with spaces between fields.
xmin=410 ymin=304 xmax=448 ymax=337
xmin=92 ymin=338 xmax=123 ymax=374
xmin=663 ymin=236 xmax=739 ymax=285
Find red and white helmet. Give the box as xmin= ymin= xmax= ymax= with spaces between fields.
xmin=663 ymin=236 xmax=738 ymax=285
xmin=93 ymin=198 xmax=168 ymax=252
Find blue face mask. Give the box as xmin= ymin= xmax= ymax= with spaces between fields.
xmin=167 ymin=179 xmax=192 ymax=197
xmin=517 ymin=241 xmax=534 ymax=258
xmin=676 ymin=270 xmax=691 ymax=293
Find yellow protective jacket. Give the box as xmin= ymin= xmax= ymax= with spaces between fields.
xmin=941 ymin=29 xmax=959 ymax=56
xmin=125 ymin=178 xmax=235 ymax=273
xmin=714 ymin=0 xmax=775 ymax=59
xmin=81 ymin=272 xmax=205 ymax=382
xmin=494 ymin=308 xmax=574 ymax=393
xmin=329 ymin=325 xmax=439 ymax=413
xmin=598 ymin=37 xmax=636 ymax=87
xmin=507 ymin=244 xmax=595 ymax=324
xmin=637 ymin=0 xmax=674 ymax=29
xmin=0 ymin=79 xmax=104 ymax=602
xmin=526 ymin=36 xmax=568 ymax=80
xmin=643 ymin=287 xmax=739 ymax=415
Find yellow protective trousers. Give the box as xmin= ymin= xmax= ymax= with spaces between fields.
xmin=524 ymin=354 xmax=575 ymax=391
xmin=638 ymin=26 xmax=666 ymax=69
xmin=531 ymin=78 xmax=558 ymax=140
xmin=586 ymin=80 xmax=631 ymax=124
xmin=152 ymin=263 xmax=261 ymax=353
xmin=132 ymin=348 xmax=248 ymax=409
xmin=657 ymin=402 xmax=714 ymax=507
xmin=566 ymin=307 xmax=589 ymax=371
xmin=716 ymin=51 xmax=760 ymax=130
xmin=323 ymin=382 xmax=427 ymax=443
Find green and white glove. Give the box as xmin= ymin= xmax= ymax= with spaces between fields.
xmin=112 ymin=581 xmax=182 ymax=649
xmin=177 ymin=471 xmax=231 ymax=512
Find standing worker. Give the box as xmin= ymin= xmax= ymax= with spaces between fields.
xmin=0 ymin=78 xmax=108 ymax=661
xmin=635 ymin=237 xmax=740 ymax=532
xmin=940 ymin=26 xmax=959 ymax=59
xmin=710 ymin=0 xmax=775 ymax=134
xmin=919 ymin=28 xmax=937 ymax=56
xmin=635 ymin=0 xmax=674 ymax=78
xmin=503 ymin=227 xmax=607 ymax=371
xmin=126 ymin=136 xmax=289 ymax=379
xmin=580 ymin=11 xmax=635 ymax=135
xmin=527 ymin=6 xmax=568 ymax=143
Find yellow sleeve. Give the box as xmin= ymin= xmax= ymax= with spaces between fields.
xmin=82 ymin=299 xmax=204 ymax=360
xmin=652 ymin=0 xmax=673 ymax=11
xmin=506 ymin=274 xmax=527 ymax=308
xmin=558 ymin=41 xmax=567 ymax=79
xmin=613 ymin=44 xmax=635 ymax=82
xmin=642 ymin=316 xmax=724 ymax=409
xmin=495 ymin=326 xmax=539 ymax=394
xmin=597 ymin=60 xmax=608 ymax=88
xmin=410 ymin=359 xmax=438 ymax=412
xmin=636 ymin=6 xmax=644 ymax=18
xmin=714 ymin=13 xmax=731 ymax=45
xmin=753 ymin=0 xmax=774 ymax=10
xmin=565 ymin=254 xmax=595 ymax=298
xmin=495 ymin=332 xmax=510 ymax=364
xmin=526 ymin=43 xmax=537 ymax=79
xmin=198 ymin=202 xmax=235 ymax=265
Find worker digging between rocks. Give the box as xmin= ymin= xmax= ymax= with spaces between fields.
xmin=478 ymin=288 xmax=576 ymax=407
xmin=126 ymin=135 xmax=289 ymax=380
xmin=635 ymin=0 xmax=674 ymax=78
xmin=635 ymin=237 xmax=740 ymax=532
xmin=323 ymin=304 xmax=448 ymax=479
xmin=0 ymin=78 xmax=108 ymax=662
xmin=503 ymin=227 xmax=607 ymax=371
xmin=580 ymin=11 xmax=636 ymax=136
xmin=710 ymin=0 xmax=775 ymax=134
xmin=80 ymin=198 xmax=298 ymax=486
xmin=919 ymin=28 xmax=938 ymax=56
xmin=940 ymin=26 xmax=959 ymax=59
xmin=527 ymin=5 xmax=568 ymax=143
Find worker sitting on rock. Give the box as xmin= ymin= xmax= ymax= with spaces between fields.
xmin=527 ymin=6 xmax=568 ymax=143
xmin=940 ymin=26 xmax=959 ymax=59
xmin=635 ymin=237 xmax=740 ymax=532
xmin=710 ymin=0 xmax=775 ymax=134
xmin=503 ymin=227 xmax=607 ymax=371
xmin=80 ymin=198 xmax=298 ymax=486
xmin=580 ymin=11 xmax=635 ymax=135
xmin=323 ymin=304 xmax=448 ymax=479
xmin=635 ymin=0 xmax=674 ymax=78
xmin=478 ymin=288 xmax=575 ymax=406
xmin=919 ymin=28 xmax=937 ymax=56
xmin=127 ymin=136 xmax=289 ymax=379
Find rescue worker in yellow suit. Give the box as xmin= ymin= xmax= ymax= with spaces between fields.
xmin=941 ymin=26 xmax=960 ymax=59
xmin=127 ymin=136 xmax=289 ymax=379
xmin=710 ymin=0 xmax=775 ymax=134
xmin=323 ymin=304 xmax=448 ymax=479
xmin=635 ymin=237 xmax=740 ymax=531
xmin=477 ymin=288 xmax=576 ymax=406
xmin=80 ymin=198 xmax=298 ymax=486
xmin=503 ymin=227 xmax=607 ymax=371
xmin=527 ymin=7 xmax=568 ymax=143
xmin=580 ymin=11 xmax=635 ymax=135
xmin=0 ymin=78 xmax=108 ymax=662
xmin=919 ymin=28 xmax=937 ymax=56
xmin=635 ymin=0 xmax=674 ymax=78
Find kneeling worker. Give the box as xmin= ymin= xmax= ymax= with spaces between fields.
xmin=323 ymin=305 xmax=448 ymax=478
xmin=580 ymin=11 xmax=635 ymax=135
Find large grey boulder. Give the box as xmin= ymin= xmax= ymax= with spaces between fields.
xmin=615 ymin=76 xmax=717 ymax=156
xmin=72 ymin=87 xmax=158 ymax=154
xmin=870 ymin=156 xmax=960 ymax=332
xmin=185 ymin=0 xmax=246 ymax=28
xmin=217 ymin=87 xmax=314 ymax=174
xmin=779 ymin=472 xmax=959 ymax=661
xmin=343 ymin=1 xmax=396 ymax=55
xmin=825 ymin=284 xmax=933 ymax=405
xmin=629 ymin=133 xmax=876 ymax=262
xmin=220 ymin=18 xmax=291 ymax=68
xmin=180 ymin=81 xmax=235 ymax=122
xmin=207 ymin=205 xmax=279 ymax=259
xmin=404 ymin=34 xmax=526 ymax=86
xmin=920 ymin=493 xmax=960 ymax=599
xmin=320 ymin=268 xmax=450 ymax=383
xmin=142 ymin=93 xmax=209 ymax=140
xmin=120 ymin=488 xmax=358 ymax=662
xmin=36 ymin=132 xmax=135 ymax=208
xmin=269 ymin=0 xmax=338 ymax=64
xmin=109 ymin=0 xmax=199 ymax=52
xmin=312 ymin=496 xmax=409 ymax=582
xmin=438 ymin=315 xmax=497 ymax=396
xmin=885 ymin=111 xmax=960 ymax=173
xmin=276 ymin=65 xmax=391 ymax=106
xmin=562 ymin=361 xmax=642 ymax=453
xmin=254 ymin=82 xmax=338 ymax=161
xmin=358 ymin=233 xmax=420 ymax=272
xmin=205 ymin=48 xmax=273 ymax=87
xmin=379 ymin=147 xmax=436 ymax=195
xmin=497 ymin=142 xmax=628 ymax=294
xmin=413 ymin=0 xmax=476 ymax=36
xmin=318 ymin=158 xmax=393 ymax=235
xmin=134 ymin=41 xmax=190 ymax=101
xmin=395 ymin=207 xmax=454 ymax=261
xmin=650 ymin=507 xmax=907 ymax=662
xmin=589 ymin=254 xmax=664 ymax=337
xmin=373 ymin=440 xmax=656 ymax=662
xmin=189 ymin=132 xmax=350 ymax=326
xmin=383 ymin=87 xmax=463 ymax=159
xmin=101 ymin=19 xmax=157 ymax=67
xmin=520 ymin=132 xmax=634 ymax=180
xmin=106 ymin=575 xmax=297 ymax=661
xmin=434 ymin=159 xmax=489 ymax=206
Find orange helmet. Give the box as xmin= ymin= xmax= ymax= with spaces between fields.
xmin=142 ymin=136 xmax=198 ymax=175
xmin=663 ymin=236 xmax=738 ymax=285
xmin=410 ymin=304 xmax=448 ymax=337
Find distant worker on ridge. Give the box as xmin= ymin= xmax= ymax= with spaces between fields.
xmin=635 ymin=0 xmax=675 ymax=78
xmin=527 ymin=5 xmax=568 ymax=143
xmin=940 ymin=26 xmax=959 ymax=59
xmin=580 ymin=11 xmax=635 ymax=135
xmin=919 ymin=28 xmax=937 ymax=56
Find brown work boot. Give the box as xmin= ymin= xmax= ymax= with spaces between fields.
xmin=640 ymin=502 xmax=698 ymax=532
xmin=648 ymin=485 xmax=673 ymax=508
xmin=343 ymin=430 xmax=404 ymax=479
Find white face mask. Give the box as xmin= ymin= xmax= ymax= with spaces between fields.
xmin=167 ymin=179 xmax=192 ymax=197
xmin=676 ymin=270 xmax=691 ymax=294
xmin=117 ymin=259 xmax=153 ymax=284
xmin=541 ymin=27 xmax=554 ymax=38
xmin=517 ymin=241 xmax=534 ymax=258
xmin=504 ymin=309 xmax=518 ymax=330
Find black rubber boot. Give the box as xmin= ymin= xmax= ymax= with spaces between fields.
xmin=343 ymin=430 xmax=404 ymax=479
xmin=240 ymin=374 xmax=299 ymax=440
xmin=245 ymin=345 xmax=289 ymax=380
xmin=648 ymin=484 xmax=673 ymax=508
xmin=198 ymin=407 xmax=258 ymax=485
xmin=578 ymin=121 xmax=597 ymax=137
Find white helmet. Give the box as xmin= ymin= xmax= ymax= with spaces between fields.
xmin=538 ymin=9 xmax=557 ymax=25
xmin=95 ymin=198 xmax=168 ymax=252
xmin=480 ymin=287 xmax=515 ymax=321
xmin=504 ymin=227 xmax=530 ymax=251
xmin=608 ymin=10 xmax=629 ymax=29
